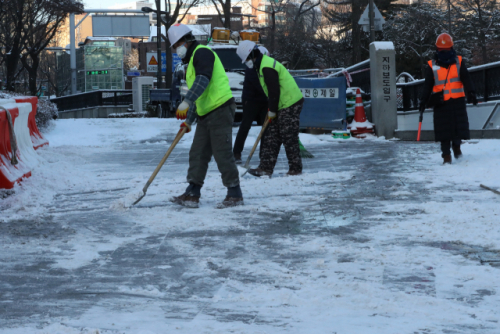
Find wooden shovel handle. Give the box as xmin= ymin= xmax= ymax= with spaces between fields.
xmin=143 ymin=127 xmax=187 ymax=192
xmin=243 ymin=117 xmax=270 ymax=168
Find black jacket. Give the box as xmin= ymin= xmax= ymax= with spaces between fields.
xmin=420 ymin=55 xmax=475 ymax=141
xmin=242 ymin=67 xmax=267 ymax=103
xmin=183 ymin=41 xmax=215 ymax=80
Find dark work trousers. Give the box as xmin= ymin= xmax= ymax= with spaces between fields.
xmin=440 ymin=139 xmax=462 ymax=156
xmin=259 ymin=99 xmax=303 ymax=174
xmin=233 ymin=100 xmax=268 ymax=157
xmin=187 ymin=102 xmax=240 ymax=188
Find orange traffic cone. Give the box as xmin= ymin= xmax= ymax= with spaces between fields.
xmin=348 ymin=88 xmax=375 ymax=138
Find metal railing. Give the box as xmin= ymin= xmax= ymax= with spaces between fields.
xmin=397 ymin=60 xmax=500 ymax=111
xmin=327 ymin=59 xmax=371 ymax=95
xmin=50 ymin=90 xmax=133 ymax=112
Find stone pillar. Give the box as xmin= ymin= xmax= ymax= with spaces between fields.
xmin=369 ymin=42 xmax=397 ymax=139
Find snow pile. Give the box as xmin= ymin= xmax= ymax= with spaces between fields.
xmin=0 ymin=91 xmax=58 ymax=130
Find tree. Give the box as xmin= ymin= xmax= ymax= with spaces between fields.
xmin=124 ymin=48 xmax=140 ymax=72
xmin=323 ymin=0 xmax=401 ymax=65
xmin=252 ymin=0 xmax=288 ymax=54
xmin=156 ymin=0 xmax=201 ymax=86
xmin=453 ymin=0 xmax=500 ymax=64
xmin=0 ymin=1 xmax=26 ymax=91
xmin=270 ymin=0 xmax=322 ymax=69
xmin=383 ymin=1 xmax=447 ymax=77
xmin=20 ymin=0 xmax=83 ymax=96
xmin=254 ymin=0 xmax=321 ymax=54
xmin=0 ymin=0 xmax=82 ymax=94
xmin=210 ymin=0 xmax=233 ymax=29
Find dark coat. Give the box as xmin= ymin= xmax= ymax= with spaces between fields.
xmin=421 ymin=55 xmax=475 ymax=142
xmin=242 ymin=66 xmax=267 ymax=103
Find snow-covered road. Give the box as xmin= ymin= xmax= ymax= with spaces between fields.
xmin=1 ymin=119 xmax=499 ymax=334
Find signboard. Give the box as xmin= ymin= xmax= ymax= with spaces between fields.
xmin=86 ymin=70 xmax=109 ymax=75
xmin=300 ymin=88 xmax=339 ymax=99
xmin=295 ymin=77 xmax=346 ymax=130
xmin=127 ymin=71 xmax=141 ymax=77
xmin=147 ymin=52 xmax=180 ymax=73
xmin=92 ymin=15 xmax=150 ymax=37
xmin=147 ymin=52 xmax=166 ymax=73
xmin=358 ymin=4 xmax=386 ymax=32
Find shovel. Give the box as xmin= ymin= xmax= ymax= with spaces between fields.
xmin=132 ymin=127 xmax=187 ymax=206
xmin=238 ymin=117 xmax=270 ymax=177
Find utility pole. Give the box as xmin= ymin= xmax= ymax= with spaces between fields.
xmin=144 ymin=3 xmax=172 ymax=89
xmin=155 ymin=0 xmax=162 ymax=89
xmin=369 ymin=0 xmax=375 ymax=43
xmin=70 ymin=13 xmax=77 ymax=94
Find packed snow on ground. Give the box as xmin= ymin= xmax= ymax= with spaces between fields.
xmin=1 ymin=118 xmax=499 ymax=334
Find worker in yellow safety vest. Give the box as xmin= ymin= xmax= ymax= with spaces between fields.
xmin=419 ymin=33 xmax=477 ymax=164
xmin=167 ymin=24 xmax=243 ymax=208
xmin=236 ymin=41 xmax=304 ymax=177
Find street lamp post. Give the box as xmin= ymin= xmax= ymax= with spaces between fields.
xmin=369 ymin=0 xmax=375 ymax=43
xmin=142 ymin=6 xmax=162 ymax=88
xmin=142 ymin=5 xmax=172 ymax=89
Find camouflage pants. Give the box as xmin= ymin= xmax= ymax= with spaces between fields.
xmin=259 ymin=99 xmax=303 ymax=174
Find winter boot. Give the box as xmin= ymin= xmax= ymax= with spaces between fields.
xmin=286 ymin=170 xmax=302 ymax=176
xmin=452 ymin=145 xmax=462 ymax=159
xmin=217 ymin=185 xmax=244 ymax=209
xmin=442 ymin=154 xmax=452 ymax=165
xmin=170 ymin=183 xmax=201 ymax=208
xmin=248 ymin=167 xmax=272 ymax=177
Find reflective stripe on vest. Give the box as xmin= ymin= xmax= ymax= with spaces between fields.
xmin=258 ymin=55 xmax=303 ymax=110
xmin=428 ymin=56 xmax=465 ymax=101
xmin=186 ymin=45 xmax=233 ymax=115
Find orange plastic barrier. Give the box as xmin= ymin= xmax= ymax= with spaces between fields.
xmin=13 ymin=96 xmax=49 ymax=149
xmin=0 ymin=106 xmax=32 ymax=189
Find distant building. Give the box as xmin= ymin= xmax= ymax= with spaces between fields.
xmin=57 ymin=38 xmax=125 ymax=95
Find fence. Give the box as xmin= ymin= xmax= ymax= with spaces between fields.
xmin=397 ymin=60 xmax=500 ymax=111
xmin=326 ymin=59 xmax=371 ymax=95
xmin=50 ymin=90 xmax=133 ymax=112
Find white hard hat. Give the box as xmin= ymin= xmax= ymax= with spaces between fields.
xmin=258 ymin=46 xmax=269 ymax=56
xmin=236 ymin=40 xmax=257 ymax=64
xmin=167 ymin=24 xmax=192 ymax=47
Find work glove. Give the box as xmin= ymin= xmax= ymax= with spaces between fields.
xmin=180 ymin=121 xmax=191 ymax=133
xmin=468 ymin=92 xmax=478 ymax=106
xmin=268 ymin=111 xmax=277 ymax=122
xmin=176 ymin=101 xmax=190 ymax=120
xmin=419 ymin=102 xmax=426 ymax=113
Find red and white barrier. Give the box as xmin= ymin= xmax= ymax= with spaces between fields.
xmin=13 ymin=96 xmax=49 ymax=149
xmin=0 ymin=97 xmax=48 ymax=189
xmin=0 ymin=104 xmax=32 ymax=189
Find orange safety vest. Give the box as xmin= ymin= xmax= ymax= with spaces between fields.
xmin=428 ymin=56 xmax=465 ymax=101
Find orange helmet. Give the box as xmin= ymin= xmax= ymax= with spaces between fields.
xmin=436 ymin=33 xmax=454 ymax=48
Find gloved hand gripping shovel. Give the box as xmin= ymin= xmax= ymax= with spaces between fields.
xmin=238 ymin=117 xmax=270 ymax=177
xmin=132 ymin=127 xmax=187 ymax=206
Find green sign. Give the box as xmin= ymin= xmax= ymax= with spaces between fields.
xmin=86 ymin=70 xmax=109 ymax=75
